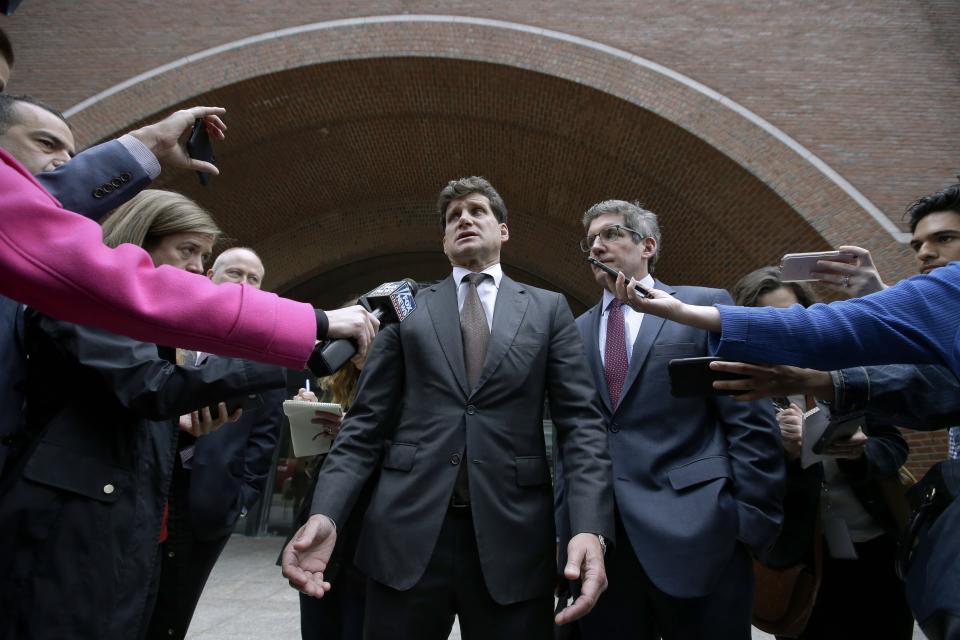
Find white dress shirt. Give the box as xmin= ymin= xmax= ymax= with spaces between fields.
xmin=452 ymin=264 xmax=502 ymax=330
xmin=598 ymin=273 xmax=656 ymax=366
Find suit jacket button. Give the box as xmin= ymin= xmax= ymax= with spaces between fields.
xmin=110 ymin=178 xmax=122 ymax=188
xmin=450 ymin=453 xmax=461 ymax=465
xmin=103 ymin=183 xmax=115 ymax=193
xmin=609 ymin=423 xmax=620 ymax=433
xmin=103 ymin=484 xmax=115 ymax=494
xmin=92 ymin=188 xmax=105 ymax=199
xmin=466 ymin=405 xmax=476 ymax=415
xmin=119 ymin=172 xmax=131 ymax=182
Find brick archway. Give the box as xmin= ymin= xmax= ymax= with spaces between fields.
xmin=64 ymin=16 xmax=915 ymax=310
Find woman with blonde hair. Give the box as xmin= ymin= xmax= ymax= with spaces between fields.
xmin=0 ymin=190 xmax=285 ymax=640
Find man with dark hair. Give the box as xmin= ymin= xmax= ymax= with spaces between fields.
xmin=284 ymin=176 xmax=614 ymax=639
xmin=561 ymin=199 xmax=784 ymax=640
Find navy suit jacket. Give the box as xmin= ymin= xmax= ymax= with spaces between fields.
xmin=561 ymin=281 xmax=785 ymax=599
xmin=187 ymin=362 xmax=286 ymax=541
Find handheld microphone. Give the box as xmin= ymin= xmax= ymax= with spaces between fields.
xmin=308 ymin=279 xmax=419 ymax=377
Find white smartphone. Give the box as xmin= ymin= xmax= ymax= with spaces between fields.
xmin=779 ymin=251 xmax=855 ymax=282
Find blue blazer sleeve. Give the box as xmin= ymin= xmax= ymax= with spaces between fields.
xmin=34 ymin=140 xmax=151 ymax=220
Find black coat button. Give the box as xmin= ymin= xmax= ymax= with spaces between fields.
xmin=466 ymin=405 xmax=476 ymax=415
xmin=92 ymin=188 xmax=105 ymax=199
xmin=110 ymin=178 xmax=122 ymax=188
xmin=450 ymin=453 xmax=461 ymax=465
xmin=610 ymin=422 xmax=620 ymax=433
xmin=102 ymin=183 xmax=115 ymax=193
xmin=119 ymin=172 xmax=131 ymax=182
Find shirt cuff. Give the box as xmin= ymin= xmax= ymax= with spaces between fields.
xmin=831 ymin=366 xmax=870 ymax=414
xmin=118 ymin=134 xmax=161 ymax=179
xmin=315 ymin=309 xmax=329 ymax=341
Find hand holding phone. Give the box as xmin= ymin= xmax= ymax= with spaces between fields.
xmin=186 ymin=118 xmax=216 ymax=186
xmin=586 ymin=257 xmax=655 ymax=299
xmin=667 ymin=356 xmax=753 ymax=397
xmin=779 ymin=250 xmax=856 ymax=282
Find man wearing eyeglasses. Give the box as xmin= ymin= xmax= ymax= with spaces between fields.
xmin=555 ymin=200 xmax=785 ymax=639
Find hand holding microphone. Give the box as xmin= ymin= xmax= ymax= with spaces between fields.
xmin=309 ymin=279 xmax=419 ymax=377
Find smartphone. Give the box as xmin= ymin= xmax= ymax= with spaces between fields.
xmin=812 ymin=412 xmax=865 ymax=455
xmin=667 ymin=356 xmax=752 ymax=397
xmin=203 ymin=393 xmax=263 ymax=420
xmin=186 ymin=118 xmax=215 ymax=186
xmin=779 ymin=250 xmax=855 ymax=282
xmin=586 ymin=257 xmax=655 ymax=299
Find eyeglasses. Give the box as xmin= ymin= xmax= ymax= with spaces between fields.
xmin=578 ymin=224 xmax=644 ymax=253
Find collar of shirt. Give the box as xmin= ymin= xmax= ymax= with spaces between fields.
xmin=452 ymin=263 xmax=502 ymax=329
xmin=599 ymin=273 xmax=656 ymax=366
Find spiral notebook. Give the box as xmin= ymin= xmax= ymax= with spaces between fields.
xmin=283 ymin=400 xmax=343 ymax=457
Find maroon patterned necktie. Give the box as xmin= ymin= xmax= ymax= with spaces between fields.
xmin=604 ymin=298 xmax=629 ymax=408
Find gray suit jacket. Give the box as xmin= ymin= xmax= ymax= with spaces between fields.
xmin=561 ymin=281 xmax=784 ymax=599
xmin=311 ymin=274 xmax=613 ymax=604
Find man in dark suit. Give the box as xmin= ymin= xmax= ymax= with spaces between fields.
xmin=147 ymin=248 xmax=287 ymax=640
xmin=283 ymin=176 xmax=614 ymax=639
xmin=559 ymin=200 xmax=785 ymax=640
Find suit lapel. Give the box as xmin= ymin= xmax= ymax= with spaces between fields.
xmin=584 ymin=303 xmax=614 ymax=414
xmin=426 ymin=276 xmax=469 ymax=397
xmin=618 ymin=279 xmax=676 ymax=408
xmin=473 ymin=275 xmax=528 ymax=394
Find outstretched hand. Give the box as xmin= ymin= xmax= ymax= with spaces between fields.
xmin=325 ymin=305 xmax=380 ymax=361
xmin=281 ymin=514 xmax=338 ymax=599
xmin=555 ymin=533 xmax=608 ymax=625
xmin=709 ymin=361 xmax=834 ymax=402
xmin=811 ymin=245 xmax=887 ymax=298
xmin=129 ymin=106 xmax=227 ymax=175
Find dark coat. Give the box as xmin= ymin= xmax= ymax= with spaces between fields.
xmin=311 ymin=274 xmax=614 ymax=604
xmin=0 ymin=313 xmax=285 ymax=640
xmin=762 ymin=420 xmax=909 ymax=569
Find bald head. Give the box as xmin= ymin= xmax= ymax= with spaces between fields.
xmin=207 ymin=247 xmax=265 ymax=288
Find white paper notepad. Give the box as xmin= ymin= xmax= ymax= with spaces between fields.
xmin=283 ymin=400 xmax=343 ymax=457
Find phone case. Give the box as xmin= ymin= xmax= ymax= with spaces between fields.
xmin=186 ymin=118 xmax=215 ymax=186
xmin=812 ymin=412 xmax=865 ymax=454
xmin=667 ymin=356 xmax=749 ymax=397
xmin=779 ymin=251 xmax=852 ymax=282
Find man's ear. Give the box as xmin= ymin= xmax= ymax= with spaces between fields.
xmin=500 ymin=223 xmax=510 ymax=243
xmin=205 ymin=268 xmax=215 ymax=279
xmin=642 ymin=236 xmax=657 ymax=258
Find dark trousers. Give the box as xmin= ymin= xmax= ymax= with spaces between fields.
xmin=299 ymin=590 xmax=366 ymax=640
xmin=578 ymin=512 xmax=753 ymax=640
xmin=145 ymin=463 xmax=231 ymax=640
xmin=788 ymin=535 xmax=914 ymax=640
xmin=362 ymin=507 xmax=554 ymax=640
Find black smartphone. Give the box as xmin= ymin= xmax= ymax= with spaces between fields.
xmin=185 ymin=118 xmax=215 ymax=186
xmin=667 ymin=356 xmax=752 ymax=397
xmin=586 ymin=257 xmax=655 ymax=299
xmin=203 ymin=393 xmax=263 ymax=420
xmin=812 ymin=412 xmax=865 ymax=455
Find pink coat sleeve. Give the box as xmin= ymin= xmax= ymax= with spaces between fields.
xmin=0 ymin=149 xmax=316 ymax=369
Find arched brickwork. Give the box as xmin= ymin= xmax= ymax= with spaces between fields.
xmin=57 ymin=17 xmax=917 ymax=313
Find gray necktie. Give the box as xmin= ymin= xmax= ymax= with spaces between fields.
xmin=452 ymin=272 xmax=490 ymax=508
xmin=460 ymin=273 xmax=490 ymax=388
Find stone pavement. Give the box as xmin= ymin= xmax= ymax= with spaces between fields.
xmin=187 ymin=535 xmax=923 ymax=639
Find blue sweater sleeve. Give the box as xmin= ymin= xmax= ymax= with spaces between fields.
xmin=710 ymin=262 xmax=960 ymax=374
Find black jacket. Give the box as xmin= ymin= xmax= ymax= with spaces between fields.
xmin=0 ymin=313 xmax=285 ymax=640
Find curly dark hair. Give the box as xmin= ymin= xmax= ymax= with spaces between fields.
xmin=905 ymin=182 xmax=960 ymax=233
